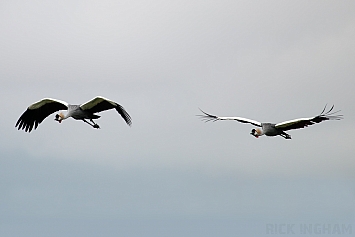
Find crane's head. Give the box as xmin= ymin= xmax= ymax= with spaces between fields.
xmin=54 ymin=112 xmax=65 ymax=123
xmin=250 ymin=128 xmax=263 ymax=138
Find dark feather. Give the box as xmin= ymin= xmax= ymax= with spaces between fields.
xmin=278 ymin=105 xmax=343 ymax=131
xmin=197 ymin=109 xmax=220 ymax=122
xmin=83 ymin=100 xmax=132 ymax=126
xmin=16 ymin=101 xmax=68 ymax=132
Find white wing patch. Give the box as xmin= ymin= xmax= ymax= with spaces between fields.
xmin=28 ymin=98 xmax=69 ymax=110
xmin=80 ymin=96 xmax=116 ymax=110
xmin=198 ymin=109 xmax=262 ymax=127
xmin=217 ymin=116 xmax=262 ymax=126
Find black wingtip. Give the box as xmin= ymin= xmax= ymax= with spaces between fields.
xmin=319 ymin=104 xmax=343 ymax=120
xmin=326 ymin=104 xmax=334 ymax=114
xmin=123 ymin=115 xmax=132 ymax=127
xmin=320 ymin=104 xmax=328 ymax=115
xmin=115 ymin=105 xmax=132 ymax=127
xmin=198 ymin=108 xmax=214 ymax=117
xmin=198 ymin=107 xmax=207 ymax=115
xmin=197 ymin=108 xmax=219 ymax=122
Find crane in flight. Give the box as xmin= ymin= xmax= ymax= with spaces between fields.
xmin=16 ymin=96 xmax=131 ymax=132
xmin=198 ymin=105 xmax=342 ymax=139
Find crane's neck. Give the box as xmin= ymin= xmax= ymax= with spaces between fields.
xmin=251 ymin=128 xmax=264 ymax=138
xmin=256 ymin=128 xmax=264 ymax=136
xmin=58 ymin=112 xmax=69 ymax=121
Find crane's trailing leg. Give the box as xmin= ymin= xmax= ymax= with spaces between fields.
xmin=280 ymin=132 xmax=291 ymax=139
xmin=90 ymin=119 xmax=100 ymax=129
xmin=82 ymin=119 xmax=100 ymax=129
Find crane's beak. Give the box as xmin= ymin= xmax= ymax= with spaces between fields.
xmin=54 ymin=114 xmax=62 ymax=123
xmin=54 ymin=119 xmax=61 ymax=123
xmin=250 ymin=132 xmax=259 ymax=138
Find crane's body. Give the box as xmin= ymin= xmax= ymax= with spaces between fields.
xmin=250 ymin=123 xmax=291 ymax=139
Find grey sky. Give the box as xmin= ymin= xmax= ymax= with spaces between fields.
xmin=1 ymin=1 xmax=354 ymax=236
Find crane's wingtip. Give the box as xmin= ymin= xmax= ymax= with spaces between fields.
xmin=198 ymin=108 xmax=214 ymax=117
xmin=196 ymin=108 xmax=219 ymax=122
xmin=198 ymin=107 xmax=206 ymax=114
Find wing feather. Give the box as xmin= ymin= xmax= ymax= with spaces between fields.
xmin=16 ymin=98 xmax=68 ymax=132
xmin=198 ymin=109 xmax=262 ymax=127
xmin=275 ymin=105 xmax=343 ymax=131
xmin=80 ymin=96 xmax=132 ymax=126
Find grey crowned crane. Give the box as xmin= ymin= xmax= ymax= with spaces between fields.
xmin=198 ymin=105 xmax=342 ymax=139
xmin=16 ymin=96 xmax=131 ymax=132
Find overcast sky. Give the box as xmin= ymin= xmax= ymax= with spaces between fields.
xmin=1 ymin=1 xmax=354 ymax=236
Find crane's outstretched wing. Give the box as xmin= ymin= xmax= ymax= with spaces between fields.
xmin=198 ymin=109 xmax=262 ymax=127
xmin=275 ymin=105 xmax=343 ymax=131
xmin=80 ymin=96 xmax=132 ymax=126
xmin=16 ymin=98 xmax=69 ymax=132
